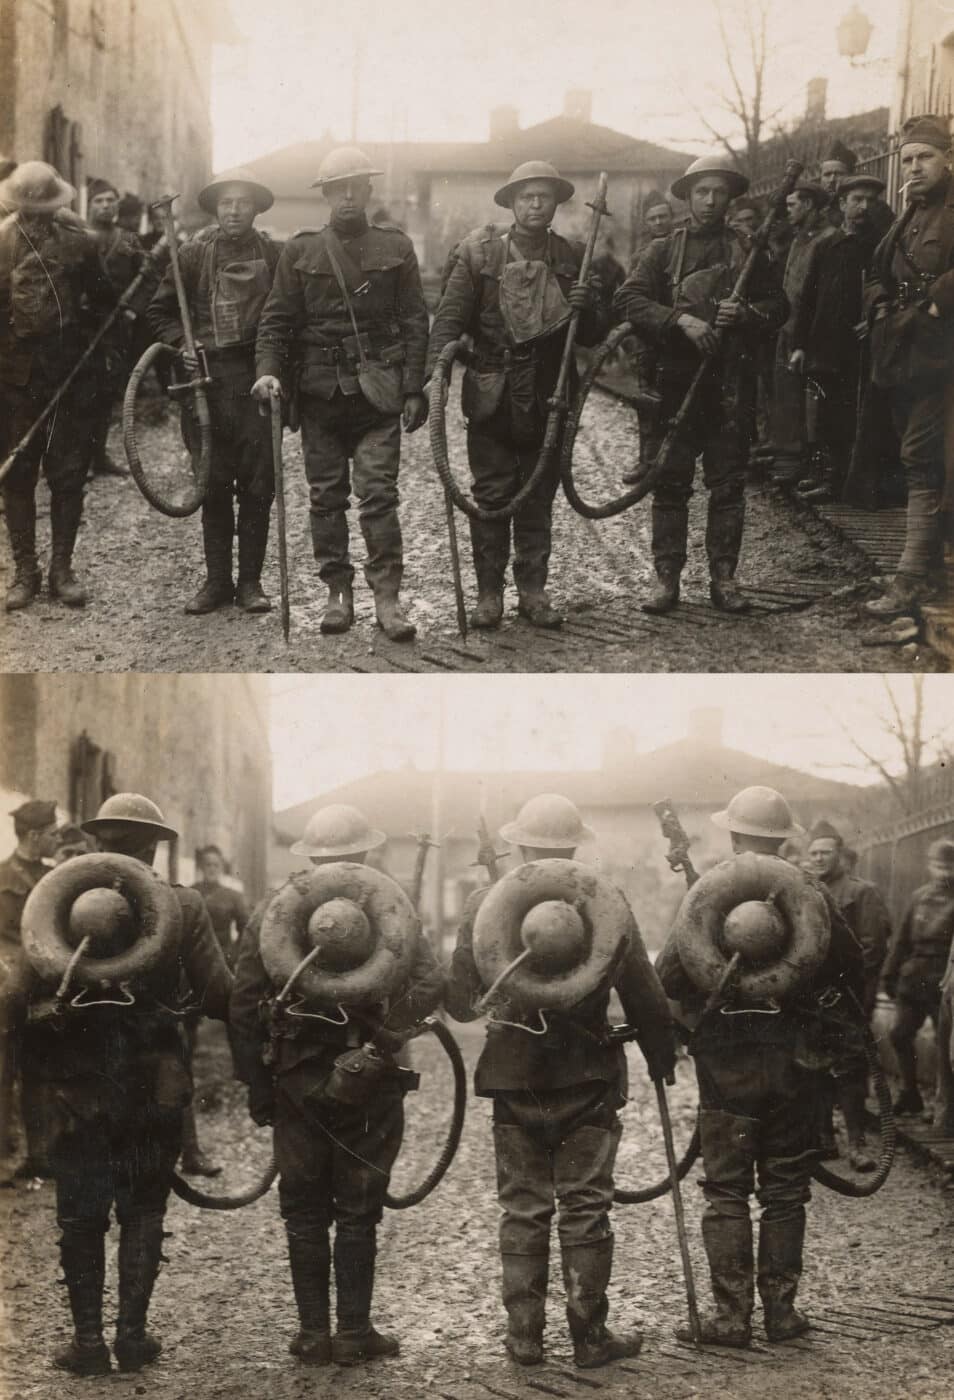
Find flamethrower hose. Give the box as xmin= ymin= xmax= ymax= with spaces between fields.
xmin=427 ymin=340 xmax=562 ymax=523
xmin=169 ymin=1018 xmax=466 ymax=1212
xmin=614 ymin=1119 xmax=701 ymax=1206
xmin=385 ymin=1017 xmax=467 ymax=1209
xmin=123 ymin=342 xmax=212 ymax=517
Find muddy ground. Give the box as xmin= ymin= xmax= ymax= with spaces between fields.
xmin=2 ymin=1020 xmax=954 ymax=1400
xmin=0 ymin=390 xmax=936 ymax=675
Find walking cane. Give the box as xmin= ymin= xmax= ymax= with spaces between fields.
xmin=270 ymin=396 xmax=291 ymax=642
xmin=656 ymin=1078 xmax=702 ymax=1347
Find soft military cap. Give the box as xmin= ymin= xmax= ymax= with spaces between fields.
xmin=900 ymin=114 xmax=951 ymax=151
xmin=839 ymin=173 xmax=886 ymax=195
xmin=10 ymin=799 xmax=57 ymax=831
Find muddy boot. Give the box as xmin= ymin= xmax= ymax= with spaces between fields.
xmin=676 ymin=1214 xmax=754 ymax=1347
xmin=178 ymin=1103 xmax=221 ymax=1177
xmin=758 ymin=1212 xmax=810 ymax=1342
xmin=286 ymin=1226 xmax=332 ymax=1366
xmin=865 ymin=572 xmax=934 ymax=618
xmin=710 ymin=561 xmax=750 ymax=614
xmin=87 ymin=410 xmax=129 ymax=477
xmin=3 ymin=491 xmax=41 ymax=612
xmin=332 ymin=1227 xmax=399 ymax=1365
xmin=501 ymin=1252 xmax=548 ymax=1366
xmin=114 ymin=1211 xmax=165 ymax=1372
xmin=54 ymin=1224 xmax=111 ymax=1376
xmin=839 ymin=1079 xmax=876 ymax=1172
xmin=48 ymin=493 xmax=88 ymax=607
xmin=469 ymin=518 xmax=509 ymax=629
xmin=472 ymin=591 xmax=504 ymax=628
xmin=234 ymin=499 xmax=272 ymax=612
xmin=374 ymin=591 xmax=416 ymax=641
xmin=562 ymin=1238 xmax=642 ymax=1369
xmin=517 ymin=591 xmax=563 ymax=629
xmin=362 ymin=514 xmax=416 ymax=641
xmin=186 ymin=497 xmax=235 ymax=614
xmin=641 ymin=566 xmax=680 ymax=615
xmin=321 ymin=583 xmax=355 ymax=634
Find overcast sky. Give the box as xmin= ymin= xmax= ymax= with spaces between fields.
xmin=212 ymin=0 xmax=900 ymax=171
xmin=269 ymin=674 xmax=952 ymax=811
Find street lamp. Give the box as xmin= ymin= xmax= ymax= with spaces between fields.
xmin=837 ymin=4 xmax=874 ymax=63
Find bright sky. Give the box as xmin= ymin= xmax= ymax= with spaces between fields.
xmin=268 ymin=675 xmax=952 ymax=811
xmin=212 ymin=0 xmax=901 ymax=170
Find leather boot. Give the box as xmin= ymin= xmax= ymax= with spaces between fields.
xmin=186 ymin=496 xmax=235 ymax=614
xmin=757 ymin=1211 xmax=810 ymax=1342
xmin=54 ymin=1224 xmax=111 ymax=1376
xmin=362 ymin=514 xmax=416 ymax=641
xmin=321 ymin=583 xmax=355 ymax=634
xmin=501 ymin=1252 xmax=548 ymax=1366
xmin=839 ymin=1078 xmax=876 ymax=1172
xmin=677 ymin=1214 xmax=754 ymax=1347
xmin=114 ymin=1211 xmax=165 ymax=1372
xmin=865 ymin=572 xmax=935 ymax=618
xmin=469 ymin=518 xmax=509 ymax=629
xmin=332 ymin=1226 xmax=399 ymax=1365
xmin=374 ymin=592 xmax=416 ymax=642
xmin=710 ymin=561 xmax=751 ymax=614
xmin=641 ymin=566 xmax=680 ymax=615
xmin=286 ymin=1226 xmax=332 ymax=1366
xmin=236 ymin=498 xmax=272 ymax=612
xmin=517 ymin=591 xmax=563 ymax=629
xmin=178 ymin=1103 xmax=221 ymax=1177
xmin=3 ymin=490 xmax=41 ymax=611
xmin=562 ymin=1238 xmax=642 ymax=1369
xmin=87 ymin=411 xmax=129 ymax=477
xmin=48 ymin=493 xmax=88 ymax=607
xmin=471 ymin=591 xmax=504 ymax=628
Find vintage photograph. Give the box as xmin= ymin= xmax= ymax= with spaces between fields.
xmin=0 ymin=671 xmax=953 ymax=1398
xmin=0 ymin=0 xmax=952 ymax=673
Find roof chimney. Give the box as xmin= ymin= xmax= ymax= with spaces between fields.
xmin=688 ymin=708 xmax=724 ymax=747
xmin=805 ymin=77 xmax=827 ymax=124
xmin=490 ymin=105 xmax=520 ymax=141
xmin=564 ymin=89 xmax=592 ymax=123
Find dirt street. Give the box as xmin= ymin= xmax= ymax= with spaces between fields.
xmin=3 ymin=1021 xmax=954 ymax=1400
xmin=0 ymin=391 xmax=934 ymax=674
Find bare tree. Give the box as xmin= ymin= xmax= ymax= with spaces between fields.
xmin=830 ymin=676 xmax=943 ymax=817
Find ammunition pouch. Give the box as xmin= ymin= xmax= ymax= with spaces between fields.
xmin=320 ymin=1044 xmax=419 ymax=1107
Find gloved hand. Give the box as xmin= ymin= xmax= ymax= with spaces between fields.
xmin=567 ymin=279 xmax=598 ymax=313
xmin=642 ymin=1029 xmax=678 ymax=1085
xmin=248 ymin=1083 xmax=275 ymax=1127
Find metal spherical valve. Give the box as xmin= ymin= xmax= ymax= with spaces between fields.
xmin=21 ymin=853 xmax=183 ymax=992
xmin=721 ymin=900 xmax=787 ymax=965
xmin=306 ymin=898 xmax=375 ymax=970
xmin=673 ymin=853 xmax=830 ymax=1000
xmin=260 ymin=863 xmax=416 ymax=1009
xmin=473 ymin=859 xmax=632 ymax=1013
xmin=520 ymin=900 xmax=588 ymax=973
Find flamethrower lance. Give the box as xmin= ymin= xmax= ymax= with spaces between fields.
xmin=270 ymin=396 xmax=291 ymax=641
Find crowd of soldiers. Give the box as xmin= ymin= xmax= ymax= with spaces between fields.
xmin=1 ymin=782 xmax=953 ymax=1377
xmin=1 ymin=113 xmax=952 ymax=637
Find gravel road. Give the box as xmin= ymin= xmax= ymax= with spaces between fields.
xmin=3 ymin=1020 xmax=954 ymax=1400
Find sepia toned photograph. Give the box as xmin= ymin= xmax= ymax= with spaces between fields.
xmin=0 ymin=0 xmax=952 ymax=674
xmin=0 ymin=671 xmax=953 ymax=1398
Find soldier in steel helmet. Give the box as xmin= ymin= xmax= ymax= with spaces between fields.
xmin=5 ymin=793 xmax=232 ymax=1376
xmin=864 ymin=114 xmax=954 ymax=618
xmin=147 ymin=167 xmax=281 ymax=615
xmin=656 ymin=786 xmax=864 ymax=1348
xmin=252 ymin=147 xmax=429 ymax=641
xmin=425 ymin=162 xmax=607 ymax=631
xmin=230 ymin=803 xmax=443 ymax=1368
xmin=615 ymin=155 xmax=787 ymax=616
xmin=444 ymin=794 xmax=676 ymax=1369
xmin=882 ymin=837 xmax=954 ymax=1117
xmin=0 ymin=162 xmax=113 ymax=612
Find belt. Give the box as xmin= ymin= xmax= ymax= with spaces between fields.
xmin=303 ymin=343 xmax=402 ymax=367
xmin=476 ymin=343 xmax=539 ymax=369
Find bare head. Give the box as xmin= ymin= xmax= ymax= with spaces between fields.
xmin=645 ymin=201 xmax=673 ymax=237
xmin=820 ymin=159 xmax=849 ymax=194
xmin=88 ymin=188 xmax=119 ymax=228
xmin=804 ymin=836 xmax=842 ymax=881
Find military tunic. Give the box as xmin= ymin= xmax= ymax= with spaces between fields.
xmin=771 ymin=218 xmax=837 ymax=480
xmin=0 ymin=852 xmax=50 ymax=1164
xmin=616 ymin=220 xmax=786 ymax=573
xmin=255 ymin=216 xmax=429 ymax=593
xmin=85 ymin=225 xmax=154 ymax=470
xmin=192 ymin=877 xmax=248 ymax=969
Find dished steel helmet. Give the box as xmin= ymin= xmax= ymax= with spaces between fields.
xmin=494 ymin=161 xmax=575 ymax=209
xmin=81 ymin=793 xmax=178 ymax=843
xmin=198 ymin=166 xmax=274 ymax=215
xmin=291 ymin=804 xmax=386 ymax=858
xmin=311 ymin=146 xmax=383 ymax=188
xmin=711 ymin=786 xmax=803 ymax=841
xmin=671 ymin=154 xmax=749 ymax=203
xmin=928 ymin=838 xmax=954 ymax=870
xmin=499 ymin=794 xmax=595 ymax=850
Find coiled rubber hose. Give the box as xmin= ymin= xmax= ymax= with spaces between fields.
xmin=427 ymin=340 xmax=557 ymax=522
xmin=558 ymin=321 xmax=667 ymax=520
xmin=123 ymin=342 xmax=211 ymax=517
xmin=169 ymin=1019 xmax=467 ymax=1212
xmin=614 ymin=1120 xmax=701 ymax=1205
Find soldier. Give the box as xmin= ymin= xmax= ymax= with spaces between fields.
xmin=0 ymin=161 xmax=112 ymax=611
xmin=820 ymin=141 xmax=893 ymax=241
xmin=426 ymin=162 xmax=605 ymax=630
xmin=252 ymin=147 xmax=428 ymax=641
xmin=8 ymin=793 xmax=231 ymax=1375
xmin=770 ymin=180 xmax=837 ymax=487
xmin=193 ymin=843 xmax=248 ymax=968
xmin=656 ymin=786 xmax=864 ymax=1347
xmin=727 ymin=197 xmax=762 ymax=244
xmin=230 ymin=803 xmax=443 ymax=1367
xmin=444 ymin=794 xmax=676 ymax=1369
xmin=147 ymin=166 xmax=280 ymax=614
xmin=616 ymin=155 xmax=787 ymax=615
xmin=803 ymin=820 xmax=892 ymax=1169
xmin=630 ymin=192 xmax=675 ymax=266
xmin=865 ymin=114 xmax=954 ymax=617
xmin=790 ymin=174 xmax=887 ymax=502
xmin=882 ymin=837 xmax=954 ymax=1116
